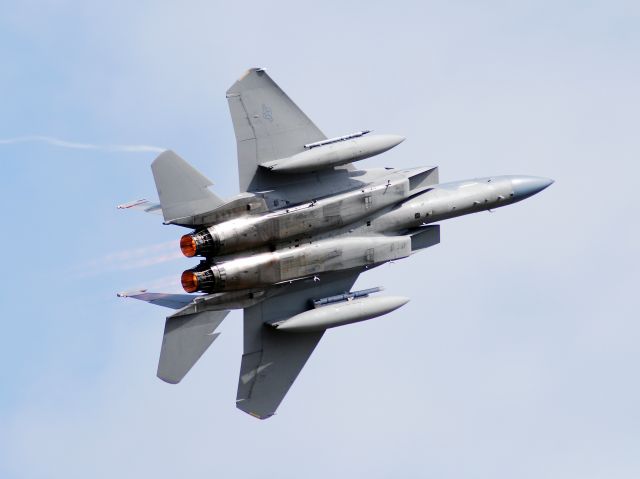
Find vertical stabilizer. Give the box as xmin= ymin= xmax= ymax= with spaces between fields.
xmin=151 ymin=150 xmax=224 ymax=223
xmin=226 ymin=68 xmax=326 ymax=192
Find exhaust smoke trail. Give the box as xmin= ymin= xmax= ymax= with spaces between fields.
xmin=74 ymin=241 xmax=185 ymax=277
xmin=0 ymin=135 xmax=164 ymax=153
xmin=136 ymin=274 xmax=184 ymax=293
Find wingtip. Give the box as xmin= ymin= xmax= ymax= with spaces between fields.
xmin=116 ymin=198 xmax=149 ymax=210
xmin=157 ymin=373 xmax=181 ymax=385
xmin=238 ymin=407 xmax=274 ymax=420
xmin=117 ymin=288 xmax=148 ymax=298
xmin=236 ymin=398 xmax=276 ymax=420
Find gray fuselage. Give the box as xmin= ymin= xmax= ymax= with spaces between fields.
xmin=181 ymin=172 xmax=551 ymax=294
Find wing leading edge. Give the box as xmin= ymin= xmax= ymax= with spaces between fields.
xmin=237 ymin=271 xmax=360 ymax=419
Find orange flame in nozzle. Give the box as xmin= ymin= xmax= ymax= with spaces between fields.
xmin=180 ymin=234 xmax=197 ymax=257
xmin=181 ymin=270 xmax=199 ymax=293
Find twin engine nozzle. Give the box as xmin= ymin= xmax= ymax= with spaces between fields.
xmin=180 ymin=229 xmax=220 ymax=258
xmin=179 ymin=229 xmax=226 ymax=292
xmin=181 ymin=265 xmax=220 ymax=293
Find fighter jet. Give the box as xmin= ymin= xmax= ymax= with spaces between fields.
xmin=118 ymin=68 xmax=553 ymax=419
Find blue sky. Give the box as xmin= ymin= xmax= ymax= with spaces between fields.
xmin=1 ymin=1 xmax=639 ymax=477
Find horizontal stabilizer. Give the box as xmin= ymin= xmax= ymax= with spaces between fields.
xmin=158 ymin=309 xmax=229 ymax=384
xmin=151 ymin=150 xmax=225 ymax=224
xmin=117 ymin=290 xmax=197 ymax=310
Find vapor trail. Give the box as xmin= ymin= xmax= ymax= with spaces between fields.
xmin=74 ymin=240 xmax=185 ymax=277
xmin=134 ymin=274 xmax=184 ymax=293
xmin=0 ymin=135 xmax=164 ymax=153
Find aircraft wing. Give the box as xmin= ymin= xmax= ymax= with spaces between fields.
xmin=226 ymin=68 xmax=327 ymax=192
xmin=237 ymin=270 xmax=360 ymax=419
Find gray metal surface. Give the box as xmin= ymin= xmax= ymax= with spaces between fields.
xmin=157 ymin=309 xmax=229 ymax=384
xmin=272 ymin=295 xmax=409 ymax=332
xmin=226 ymin=68 xmax=327 ymax=192
xmin=117 ymin=291 xmax=196 ymax=310
xmin=151 ymin=150 xmax=224 ymax=223
xmin=410 ymin=225 xmax=441 ymax=252
xmin=260 ymin=134 xmax=405 ymax=173
xmin=186 ymin=236 xmax=410 ymax=293
xmin=510 ymin=176 xmax=554 ymax=202
xmin=236 ymin=271 xmax=359 ymax=419
xmin=184 ymin=171 xmax=411 ymax=255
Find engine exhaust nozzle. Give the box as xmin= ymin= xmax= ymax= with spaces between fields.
xmin=180 ymin=266 xmax=220 ymax=293
xmin=181 ymin=270 xmax=199 ymax=293
xmin=179 ymin=229 xmax=220 ymax=258
xmin=180 ymin=235 xmax=198 ymax=257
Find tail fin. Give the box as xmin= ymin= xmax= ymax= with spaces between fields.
xmin=151 ymin=150 xmax=224 ymax=224
xmin=157 ymin=309 xmax=229 ymax=384
xmin=226 ymin=68 xmax=326 ymax=192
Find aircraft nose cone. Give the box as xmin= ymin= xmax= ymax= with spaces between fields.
xmin=511 ymin=176 xmax=554 ymax=201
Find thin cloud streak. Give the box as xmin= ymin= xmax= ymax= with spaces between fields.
xmin=99 ymin=241 xmax=177 ymax=264
xmin=125 ymin=274 xmax=184 ymax=293
xmin=0 ymin=135 xmax=164 ymax=153
xmin=120 ymin=252 xmax=185 ymax=271
xmin=75 ymin=241 xmax=185 ymax=277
